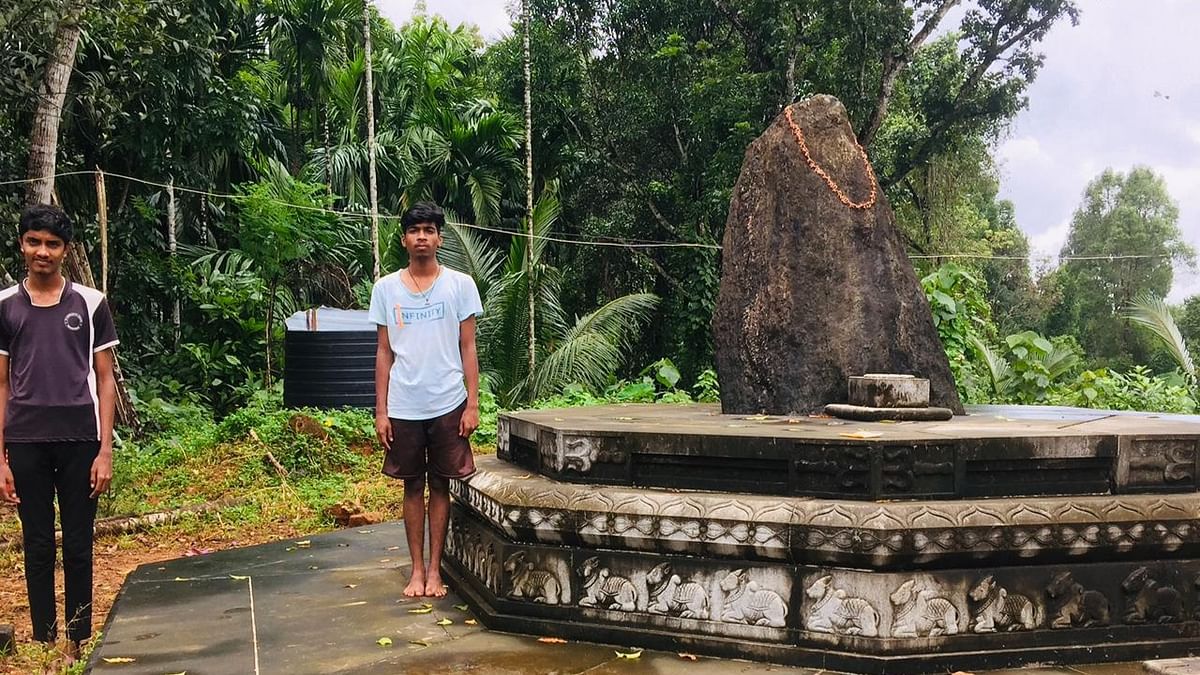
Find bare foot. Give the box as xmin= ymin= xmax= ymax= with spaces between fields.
xmin=424 ymin=570 xmax=448 ymax=598
xmin=404 ymin=572 xmax=427 ymax=597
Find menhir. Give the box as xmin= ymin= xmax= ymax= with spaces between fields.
xmin=712 ymin=94 xmax=962 ymax=415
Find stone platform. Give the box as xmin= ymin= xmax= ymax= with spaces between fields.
xmin=496 ymin=403 xmax=1200 ymax=499
xmin=446 ymin=404 xmax=1200 ymax=674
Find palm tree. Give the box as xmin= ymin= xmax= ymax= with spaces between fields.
xmin=439 ymin=185 xmax=658 ymax=406
xmin=264 ymin=0 xmax=364 ymax=174
xmin=373 ymin=15 xmax=522 ymax=225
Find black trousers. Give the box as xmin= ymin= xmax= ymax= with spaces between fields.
xmin=6 ymin=441 xmax=99 ymax=643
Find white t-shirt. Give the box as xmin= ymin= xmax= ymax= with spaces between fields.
xmin=368 ymin=266 xmax=483 ymax=420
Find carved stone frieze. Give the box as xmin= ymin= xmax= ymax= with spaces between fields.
xmin=721 ymin=569 xmax=790 ymax=628
xmin=454 ymin=459 xmax=1200 ymax=565
xmin=1046 ymin=571 xmax=1110 ymax=629
xmin=647 ymin=563 xmax=710 ymax=618
xmin=968 ymin=575 xmax=1039 ymax=632
xmin=890 ymin=579 xmax=959 ymax=637
xmin=804 ymin=575 xmax=878 ymax=636
xmin=1122 ymin=566 xmax=1183 ymax=624
xmin=504 ymin=551 xmax=568 ymax=605
xmin=1117 ymin=437 xmax=1198 ymax=491
xmin=496 ymin=417 xmax=511 ymax=459
xmin=578 ymin=557 xmax=638 ymax=611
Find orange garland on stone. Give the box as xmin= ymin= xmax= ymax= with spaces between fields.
xmin=784 ymin=105 xmax=879 ymax=211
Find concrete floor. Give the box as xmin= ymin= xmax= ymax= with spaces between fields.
xmin=88 ymin=520 xmax=1178 ymax=675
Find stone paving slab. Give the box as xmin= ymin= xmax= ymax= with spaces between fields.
xmin=88 ymin=520 xmax=1187 ymax=675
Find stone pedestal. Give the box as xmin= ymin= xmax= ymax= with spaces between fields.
xmin=445 ymin=404 xmax=1200 ymax=673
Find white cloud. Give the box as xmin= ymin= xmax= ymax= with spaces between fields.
xmin=1029 ymin=219 xmax=1070 ymax=264
xmin=997 ymin=137 xmax=1052 ymax=168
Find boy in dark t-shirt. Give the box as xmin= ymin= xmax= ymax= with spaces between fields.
xmin=0 ymin=204 xmax=119 ymax=663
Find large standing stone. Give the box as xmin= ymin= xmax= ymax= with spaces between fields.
xmin=712 ymin=95 xmax=963 ymax=415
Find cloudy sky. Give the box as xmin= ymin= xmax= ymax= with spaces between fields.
xmin=377 ymin=1 xmax=1200 ymax=299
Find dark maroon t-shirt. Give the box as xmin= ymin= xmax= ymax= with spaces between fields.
xmin=0 ymin=279 xmax=119 ymax=442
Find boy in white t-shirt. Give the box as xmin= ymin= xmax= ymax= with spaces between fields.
xmin=369 ymin=202 xmax=483 ymax=598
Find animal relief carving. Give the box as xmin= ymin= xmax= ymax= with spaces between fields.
xmin=504 ymin=552 xmax=563 ymax=604
xmin=890 ymin=580 xmax=959 ymax=638
xmin=578 ymin=557 xmax=637 ymax=611
xmin=721 ymin=569 xmax=789 ymax=628
xmin=1122 ymin=567 xmax=1182 ymax=624
xmin=1046 ymin=571 xmax=1110 ymax=628
xmin=969 ymin=575 xmax=1038 ymax=632
xmin=804 ymin=575 xmax=878 ymax=636
xmin=646 ymin=563 xmax=709 ymax=619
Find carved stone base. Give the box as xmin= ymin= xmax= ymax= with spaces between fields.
xmin=445 ymin=504 xmax=1200 ymax=674
xmin=458 ymin=405 xmax=1200 ymax=672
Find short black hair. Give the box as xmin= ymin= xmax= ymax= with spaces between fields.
xmin=19 ymin=204 xmax=74 ymax=243
xmin=401 ymin=201 xmax=445 ymax=231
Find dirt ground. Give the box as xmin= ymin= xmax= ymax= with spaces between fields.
xmin=0 ymin=506 xmax=306 ymax=674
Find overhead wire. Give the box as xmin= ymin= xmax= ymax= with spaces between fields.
xmin=0 ymin=169 xmax=1185 ymax=261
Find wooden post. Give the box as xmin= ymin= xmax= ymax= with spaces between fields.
xmin=96 ymin=167 xmax=108 ymax=294
xmin=167 ymin=179 xmax=179 ymax=346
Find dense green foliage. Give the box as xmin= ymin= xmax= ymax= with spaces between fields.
xmin=6 ymin=0 xmax=1200 ymax=418
xmin=1 ymin=0 xmax=1090 ymax=411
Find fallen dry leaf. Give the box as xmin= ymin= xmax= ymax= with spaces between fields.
xmin=742 ymin=415 xmax=770 ymax=421
xmin=345 ymin=584 xmax=358 ymax=589
xmin=537 ymin=637 xmax=568 ymax=644
xmin=839 ymin=430 xmax=883 ymax=439
xmin=453 ymin=603 xmax=469 ymax=611
xmin=615 ymin=649 xmax=643 ymax=659
xmin=376 ymin=637 xmax=393 ymax=647
xmin=465 ymin=619 xmax=478 ymax=626
xmin=172 ymin=577 xmax=192 ymax=582
xmin=102 ymin=656 xmax=137 ymax=664
xmin=435 ymin=618 xmax=453 ymax=626
xmin=296 ymin=540 xmax=311 ymax=548
xmin=678 ymin=652 xmax=699 ymax=661
xmin=408 ymin=606 xmax=434 ymax=614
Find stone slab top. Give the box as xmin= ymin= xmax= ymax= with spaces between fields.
xmin=503 ymin=403 xmax=1200 ymax=443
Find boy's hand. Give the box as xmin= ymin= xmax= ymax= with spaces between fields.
xmin=0 ymin=463 xmax=17 ymax=505
xmin=376 ymin=415 xmax=393 ymax=450
xmin=459 ymin=404 xmax=479 ymax=439
xmin=90 ymin=451 xmax=113 ymax=499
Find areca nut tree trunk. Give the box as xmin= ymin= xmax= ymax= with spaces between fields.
xmin=364 ymin=0 xmax=381 ymax=279
xmin=522 ymin=0 xmax=536 ymax=376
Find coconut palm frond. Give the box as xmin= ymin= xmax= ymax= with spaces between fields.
xmin=440 ymin=220 xmax=504 ymax=298
xmin=1125 ymin=293 xmax=1196 ymax=380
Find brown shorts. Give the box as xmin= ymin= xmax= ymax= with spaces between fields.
xmin=383 ymin=400 xmax=476 ymax=480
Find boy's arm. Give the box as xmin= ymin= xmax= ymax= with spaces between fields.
xmin=458 ymin=316 xmax=479 ymax=438
xmin=374 ymin=325 xmax=394 ymax=448
xmin=0 ymin=355 xmax=15 ymax=505
xmin=90 ymin=348 xmax=116 ymax=498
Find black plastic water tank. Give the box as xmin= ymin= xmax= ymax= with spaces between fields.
xmin=283 ymin=308 xmax=376 ymax=409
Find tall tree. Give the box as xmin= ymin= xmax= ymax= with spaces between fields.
xmin=1049 ymin=167 xmax=1194 ymax=367
xmin=24 ymin=0 xmax=87 ymax=207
